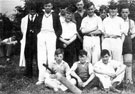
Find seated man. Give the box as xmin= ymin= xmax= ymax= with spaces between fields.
xmin=70 ymin=49 xmax=102 ymax=90
xmin=1 ymin=35 xmax=17 ymax=62
xmin=94 ymin=49 xmax=126 ymax=93
xmin=43 ymin=48 xmax=76 ymax=92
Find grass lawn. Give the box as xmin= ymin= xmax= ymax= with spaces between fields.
xmin=0 ymin=55 xmax=135 ymax=94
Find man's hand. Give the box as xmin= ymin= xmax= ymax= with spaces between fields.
xmin=77 ymin=79 xmax=83 ymax=87
xmin=107 ymin=73 xmax=117 ymax=79
xmin=82 ymin=82 xmax=87 ymax=87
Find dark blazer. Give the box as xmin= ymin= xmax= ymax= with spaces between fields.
xmin=36 ymin=12 xmax=62 ymax=37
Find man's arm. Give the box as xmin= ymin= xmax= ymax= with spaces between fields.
xmin=70 ymin=63 xmax=83 ymax=83
xmin=115 ymin=64 xmax=126 ymax=77
xmin=80 ymin=18 xmax=98 ymax=34
xmin=82 ymin=63 xmax=95 ymax=87
xmin=82 ymin=73 xmax=95 ymax=87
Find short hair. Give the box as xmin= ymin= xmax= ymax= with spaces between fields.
xmin=55 ymin=48 xmax=64 ymax=56
xmin=109 ymin=3 xmax=118 ymax=9
xmin=79 ymin=50 xmax=87 ymax=57
xmin=119 ymin=4 xmax=130 ymax=12
xmin=26 ymin=3 xmax=37 ymax=11
xmin=43 ymin=0 xmax=53 ymax=5
xmin=76 ymin=0 xmax=84 ymax=4
xmin=99 ymin=5 xmax=108 ymax=13
xmin=101 ymin=49 xmax=110 ymax=57
xmin=85 ymin=2 xmax=95 ymax=9
xmin=66 ymin=4 xmax=76 ymax=14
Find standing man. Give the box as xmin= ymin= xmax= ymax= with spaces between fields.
xmin=74 ymin=0 xmax=87 ymax=61
xmin=80 ymin=2 xmax=103 ymax=65
xmin=36 ymin=1 xmax=62 ymax=85
xmin=120 ymin=4 xmax=135 ymax=84
xmin=19 ymin=4 xmax=38 ymax=78
xmin=102 ymin=3 xmax=125 ymax=62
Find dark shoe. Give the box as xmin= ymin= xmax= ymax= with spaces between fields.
xmin=110 ymin=86 xmax=121 ymax=93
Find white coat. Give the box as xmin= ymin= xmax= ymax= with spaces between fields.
xmin=19 ymin=15 xmax=29 ymax=67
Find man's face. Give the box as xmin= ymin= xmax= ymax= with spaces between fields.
xmin=109 ymin=8 xmax=117 ymax=17
xmin=65 ymin=12 xmax=72 ymax=22
xmin=44 ymin=3 xmax=53 ymax=13
xmin=76 ymin=1 xmax=84 ymax=11
xmin=55 ymin=54 xmax=63 ymax=64
xmin=102 ymin=54 xmax=110 ymax=64
xmin=87 ymin=5 xmax=95 ymax=17
xmin=100 ymin=10 xmax=107 ymax=20
xmin=79 ymin=55 xmax=87 ymax=64
xmin=29 ymin=10 xmax=36 ymax=16
xmin=121 ymin=8 xmax=130 ymax=20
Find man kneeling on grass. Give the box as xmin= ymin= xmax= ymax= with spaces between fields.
xmin=69 ymin=49 xmax=103 ymax=90
xmin=94 ymin=49 xmax=126 ymax=93
xmin=43 ymin=48 xmax=76 ymax=92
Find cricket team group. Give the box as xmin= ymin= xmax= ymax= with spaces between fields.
xmin=19 ymin=0 xmax=135 ymax=93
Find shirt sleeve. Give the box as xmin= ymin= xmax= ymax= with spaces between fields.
xmin=72 ymin=23 xmax=77 ymax=35
xmin=120 ymin=18 xmax=126 ymax=35
xmin=88 ymin=63 xmax=94 ymax=75
xmin=70 ymin=62 xmax=78 ymax=72
xmin=80 ymin=17 xmax=87 ymax=32
xmin=130 ymin=20 xmax=135 ymax=34
xmin=65 ymin=62 xmax=71 ymax=73
xmin=97 ymin=17 xmax=103 ymax=33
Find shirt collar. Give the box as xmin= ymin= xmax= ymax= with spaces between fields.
xmin=87 ymin=14 xmax=97 ymax=18
xmin=124 ymin=17 xmax=129 ymax=22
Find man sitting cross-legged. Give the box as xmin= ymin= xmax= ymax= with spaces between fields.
xmin=69 ymin=49 xmax=103 ymax=90
xmin=94 ymin=49 xmax=126 ymax=93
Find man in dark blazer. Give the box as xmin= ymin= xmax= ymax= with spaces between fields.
xmin=36 ymin=0 xmax=62 ymax=85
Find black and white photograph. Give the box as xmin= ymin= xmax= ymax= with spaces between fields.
xmin=0 ymin=0 xmax=135 ymax=94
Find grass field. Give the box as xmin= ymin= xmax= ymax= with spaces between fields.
xmin=0 ymin=55 xmax=135 ymax=94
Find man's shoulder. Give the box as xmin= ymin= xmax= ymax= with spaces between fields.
xmin=22 ymin=15 xmax=28 ymax=20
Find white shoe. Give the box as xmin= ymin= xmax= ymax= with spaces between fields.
xmin=36 ymin=81 xmax=43 ymax=85
xmin=53 ymin=88 xmax=59 ymax=92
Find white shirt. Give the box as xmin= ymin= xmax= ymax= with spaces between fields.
xmin=94 ymin=59 xmax=122 ymax=75
xmin=123 ymin=18 xmax=135 ymax=35
xmin=61 ymin=20 xmax=77 ymax=39
xmin=103 ymin=16 xmax=125 ymax=36
xmin=29 ymin=14 xmax=37 ymax=21
xmin=41 ymin=13 xmax=54 ymax=32
xmin=80 ymin=14 xmax=103 ymax=34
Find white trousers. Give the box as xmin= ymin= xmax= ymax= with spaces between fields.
xmin=83 ymin=36 xmax=100 ymax=65
xmin=102 ymin=38 xmax=123 ymax=62
xmin=96 ymin=71 xmax=125 ymax=89
xmin=37 ymin=30 xmax=56 ymax=82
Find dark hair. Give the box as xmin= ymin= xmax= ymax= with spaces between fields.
xmin=55 ymin=48 xmax=64 ymax=56
xmin=26 ymin=3 xmax=37 ymax=11
xmin=109 ymin=3 xmax=118 ymax=9
xmin=119 ymin=4 xmax=130 ymax=12
xmin=79 ymin=50 xmax=87 ymax=57
xmin=43 ymin=0 xmax=53 ymax=5
xmin=99 ymin=5 xmax=108 ymax=13
xmin=85 ymin=2 xmax=95 ymax=9
xmin=66 ymin=4 xmax=77 ymax=13
xmin=101 ymin=49 xmax=110 ymax=57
